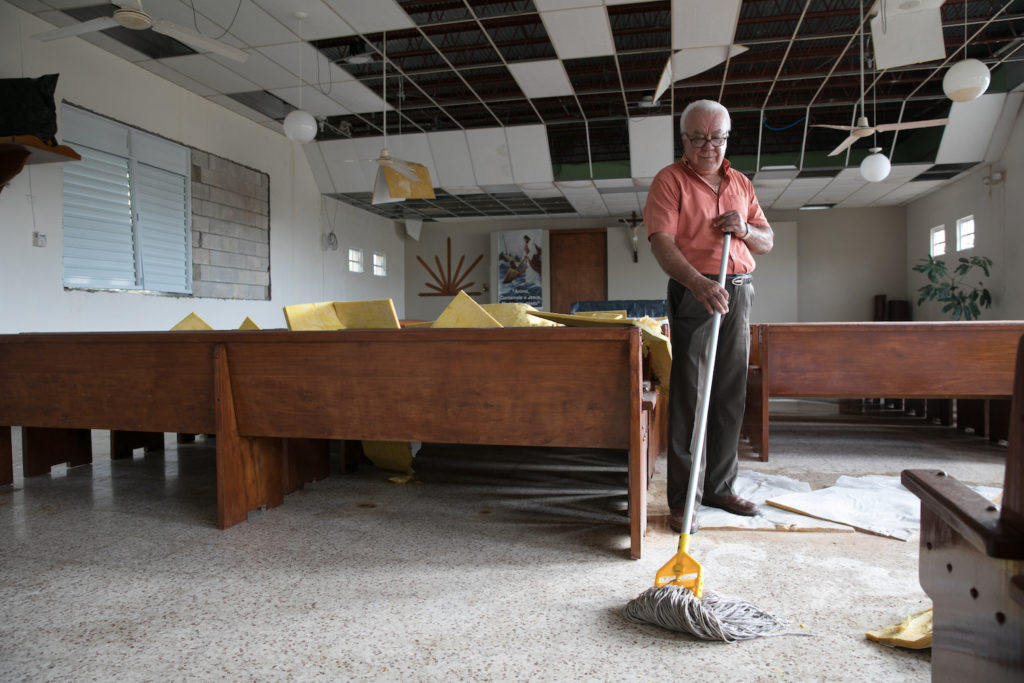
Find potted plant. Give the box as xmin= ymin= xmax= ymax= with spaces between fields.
xmin=913 ymin=255 xmax=993 ymax=321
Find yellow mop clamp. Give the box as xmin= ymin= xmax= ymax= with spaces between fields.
xmin=654 ymin=531 xmax=705 ymax=598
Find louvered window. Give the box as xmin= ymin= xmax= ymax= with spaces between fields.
xmin=61 ymin=105 xmax=191 ymax=294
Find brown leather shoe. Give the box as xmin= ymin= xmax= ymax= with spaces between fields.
xmin=668 ymin=508 xmax=699 ymax=534
xmin=701 ymin=494 xmax=758 ymax=517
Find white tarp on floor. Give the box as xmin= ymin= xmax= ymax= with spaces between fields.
xmin=699 ymin=471 xmax=854 ymax=532
xmin=765 ymin=474 xmax=1003 ymax=541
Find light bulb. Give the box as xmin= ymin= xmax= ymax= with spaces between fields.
xmin=943 ymin=59 xmax=990 ymax=102
xmin=860 ymin=149 xmax=891 ymax=182
xmin=284 ymin=110 xmax=317 ymax=143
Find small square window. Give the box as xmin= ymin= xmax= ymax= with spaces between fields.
xmin=929 ymin=225 xmax=945 ymax=257
xmin=372 ymin=252 xmax=387 ymax=277
xmin=956 ymin=215 xmax=975 ymax=251
xmin=348 ymin=248 xmax=363 ymax=273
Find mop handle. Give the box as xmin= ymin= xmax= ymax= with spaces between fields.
xmin=678 ymin=232 xmax=731 ymax=546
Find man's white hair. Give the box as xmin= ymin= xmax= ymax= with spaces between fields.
xmin=679 ymin=100 xmax=731 ymax=135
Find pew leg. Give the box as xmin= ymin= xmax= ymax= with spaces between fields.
xmin=110 ymin=430 xmax=165 ymax=460
xmin=214 ymin=344 xmax=285 ymax=529
xmin=919 ymin=507 xmax=1024 ymax=680
xmin=22 ymin=427 xmax=92 ymax=476
xmin=284 ymin=438 xmax=330 ymax=494
xmin=1 ymin=426 xmax=11 ymax=485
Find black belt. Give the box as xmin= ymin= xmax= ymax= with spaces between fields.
xmin=703 ymin=273 xmax=753 ymax=286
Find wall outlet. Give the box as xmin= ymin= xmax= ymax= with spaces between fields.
xmin=32 ymin=231 xmax=47 ymax=247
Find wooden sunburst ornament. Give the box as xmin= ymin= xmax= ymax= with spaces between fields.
xmin=417 ymin=237 xmax=484 ymax=297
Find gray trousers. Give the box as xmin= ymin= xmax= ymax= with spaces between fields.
xmin=665 ymin=276 xmax=752 ymax=510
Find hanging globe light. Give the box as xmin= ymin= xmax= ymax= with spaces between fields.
xmin=284 ymin=109 xmax=317 ymax=143
xmin=942 ymin=59 xmax=990 ymax=102
xmin=860 ymin=147 xmax=891 ymax=182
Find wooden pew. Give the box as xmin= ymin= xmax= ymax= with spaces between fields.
xmin=902 ymin=334 xmax=1024 ymax=681
xmin=743 ymin=322 xmax=1024 ymax=461
xmin=0 ymin=327 xmax=652 ymax=558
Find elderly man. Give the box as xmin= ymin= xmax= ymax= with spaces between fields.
xmin=644 ymin=99 xmax=774 ymax=533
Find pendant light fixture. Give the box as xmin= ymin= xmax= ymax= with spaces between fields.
xmin=858 ymin=4 xmax=891 ymax=183
xmin=283 ymin=11 xmax=317 ymax=143
xmin=943 ymin=0 xmax=990 ymax=102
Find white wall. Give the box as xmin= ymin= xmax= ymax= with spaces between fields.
xmin=766 ymin=207 xmax=909 ymax=322
xmin=906 ymin=99 xmax=1024 ymax=321
xmin=0 ymin=4 xmax=403 ymax=333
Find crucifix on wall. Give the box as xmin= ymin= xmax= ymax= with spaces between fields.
xmin=619 ymin=211 xmax=643 ymax=263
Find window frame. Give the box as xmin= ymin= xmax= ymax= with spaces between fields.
xmin=348 ymin=248 xmax=364 ymax=273
xmin=956 ymin=215 xmax=975 ymax=252
xmin=372 ymin=252 xmax=387 ymax=277
xmin=60 ymin=104 xmax=192 ymax=294
xmin=929 ymin=225 xmax=946 ymax=257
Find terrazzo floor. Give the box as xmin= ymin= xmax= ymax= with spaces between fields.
xmin=0 ymin=400 xmax=1008 ymax=681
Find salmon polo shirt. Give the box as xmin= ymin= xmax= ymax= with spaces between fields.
xmin=645 ymin=157 xmax=767 ymax=275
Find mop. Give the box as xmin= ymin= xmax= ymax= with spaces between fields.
xmin=623 ymin=232 xmax=786 ymax=641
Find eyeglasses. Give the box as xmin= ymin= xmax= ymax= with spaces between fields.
xmin=683 ymin=134 xmax=728 ymax=148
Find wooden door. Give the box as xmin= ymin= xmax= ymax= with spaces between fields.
xmin=549 ymin=229 xmax=607 ymax=313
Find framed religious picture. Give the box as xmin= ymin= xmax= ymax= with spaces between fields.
xmin=494 ymin=229 xmax=545 ymax=307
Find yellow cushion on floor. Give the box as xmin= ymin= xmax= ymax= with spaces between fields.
xmin=171 ymin=313 xmax=213 ymax=331
xmin=283 ymin=301 xmax=344 ymax=330
xmin=865 ymin=607 xmax=932 ymax=649
xmin=432 ymin=291 xmax=502 ymax=328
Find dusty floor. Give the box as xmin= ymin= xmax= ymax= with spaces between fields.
xmin=0 ymin=400 xmax=1007 ymax=681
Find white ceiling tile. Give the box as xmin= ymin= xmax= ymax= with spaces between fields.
xmin=541 ymin=7 xmax=615 ymax=60
xmin=936 ymin=93 xmax=1006 ymax=164
xmin=318 ymin=138 xmax=373 ymax=192
xmin=594 ymin=178 xmax=635 ymax=189
xmin=269 ymin=85 xmax=349 ymax=117
xmin=206 ymin=93 xmax=273 ymax=123
xmin=78 ymin=30 xmax=150 ymax=62
xmin=506 ymin=60 xmax=573 ymax=99
xmin=39 ymin=0 xmax=101 ymax=8
xmin=870 ymin=8 xmax=945 ymax=70
xmin=506 ymin=125 xmax=553 ymax=184
xmin=466 ymin=128 xmax=514 ymax=186
xmin=324 ymin=80 xmax=384 ymax=115
xmin=160 ymin=54 xmax=259 ymax=93
xmin=672 ymin=0 xmax=741 ymax=49
xmin=534 ymin=0 xmax=603 ymax=10
xmin=667 ymin=44 xmax=747 ymax=83
xmin=772 ymin=177 xmax=832 ymax=210
xmin=146 ymin=1 xmax=245 ymax=48
xmin=253 ymin=0 xmax=356 ymax=41
xmin=322 ymin=0 xmax=414 ymax=33
xmin=442 ymin=186 xmax=483 ymax=195
xmin=601 ymin=192 xmax=641 ymax=214
xmin=520 ymin=183 xmax=563 ymax=199
xmin=215 ymin=0 xmax=295 ymax=48
xmin=985 ymin=91 xmax=1023 ymax=162
xmin=629 ymin=115 xmax=674 ymax=179
xmin=257 ymin=42 xmax=353 ymax=84
xmin=5 ymin=0 xmax=49 ymax=11
xmin=384 ymin=133 xmax=438 ymax=181
xmin=428 ymin=130 xmax=477 ymax=188
xmin=136 ymin=59 xmax=217 ymax=96
xmin=209 ymin=49 xmax=298 ymax=90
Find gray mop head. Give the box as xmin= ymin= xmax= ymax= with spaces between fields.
xmin=623 ymin=585 xmax=787 ymax=641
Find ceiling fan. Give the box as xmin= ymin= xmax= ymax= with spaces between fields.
xmin=813 ymin=0 xmax=946 ymax=157
xmin=31 ymin=0 xmax=248 ymax=63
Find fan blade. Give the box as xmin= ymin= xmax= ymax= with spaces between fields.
xmin=812 ymin=124 xmax=858 ymax=132
xmin=873 ymin=118 xmax=949 ymax=133
xmin=378 ymin=157 xmax=422 ymax=182
xmin=827 ymin=135 xmax=859 ymax=157
xmin=151 ymin=20 xmax=249 ymax=62
xmin=32 ymin=17 xmax=119 ymax=41
xmin=112 ymin=0 xmax=144 ymax=9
